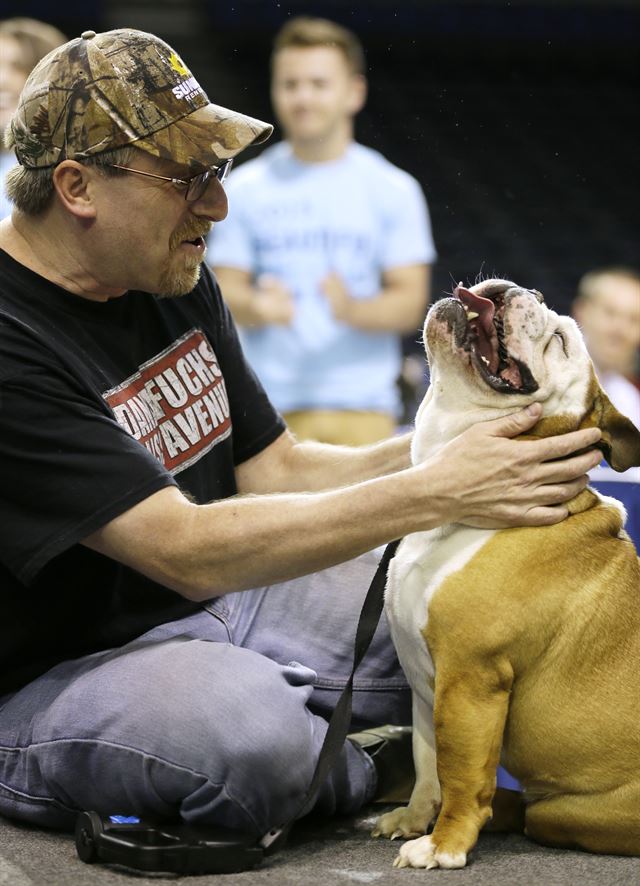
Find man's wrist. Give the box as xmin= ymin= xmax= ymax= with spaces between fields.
xmin=401 ymin=458 xmax=462 ymax=532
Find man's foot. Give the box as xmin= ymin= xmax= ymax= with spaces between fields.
xmin=348 ymin=725 xmax=414 ymax=804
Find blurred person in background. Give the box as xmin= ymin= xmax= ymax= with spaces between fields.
xmin=209 ymin=16 xmax=436 ymax=446
xmin=572 ymin=267 xmax=640 ymax=428
xmin=0 ymin=17 xmax=67 ymax=219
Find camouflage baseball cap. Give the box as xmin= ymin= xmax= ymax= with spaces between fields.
xmin=9 ymin=28 xmax=273 ymax=169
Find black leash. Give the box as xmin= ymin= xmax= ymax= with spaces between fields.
xmin=259 ymin=538 xmax=401 ymax=853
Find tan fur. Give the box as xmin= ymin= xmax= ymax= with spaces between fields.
xmin=526 ymin=371 xmax=640 ymax=472
xmin=425 ymin=507 xmax=640 ymax=854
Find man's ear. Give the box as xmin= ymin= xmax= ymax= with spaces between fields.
xmin=348 ymin=73 xmax=367 ymax=115
xmin=570 ymin=297 xmax=584 ymax=325
xmin=52 ymin=161 xmax=98 ymax=219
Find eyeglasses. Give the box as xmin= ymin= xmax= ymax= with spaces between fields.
xmin=106 ymin=158 xmax=233 ymax=202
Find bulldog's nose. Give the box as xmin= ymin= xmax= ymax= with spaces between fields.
xmin=474 ymin=280 xmax=514 ymax=300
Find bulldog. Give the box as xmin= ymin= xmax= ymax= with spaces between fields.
xmin=373 ymin=278 xmax=640 ymax=869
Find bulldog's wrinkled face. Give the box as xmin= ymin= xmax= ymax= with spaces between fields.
xmin=425 ymin=278 xmax=591 ymax=413
xmin=415 ymin=278 xmax=640 ymax=472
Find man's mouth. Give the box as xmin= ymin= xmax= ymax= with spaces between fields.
xmin=177 ymin=235 xmax=207 ymax=254
xmin=451 ymin=284 xmax=538 ymax=394
xmin=172 ymin=221 xmax=212 ymax=253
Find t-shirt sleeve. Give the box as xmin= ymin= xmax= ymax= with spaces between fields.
xmin=206 ymin=177 xmax=255 ymax=271
xmin=379 ymin=172 xmax=437 ymax=270
xmin=0 ymin=359 xmax=177 ymax=586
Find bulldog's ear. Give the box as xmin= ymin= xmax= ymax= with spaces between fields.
xmin=582 ymin=385 xmax=640 ymax=472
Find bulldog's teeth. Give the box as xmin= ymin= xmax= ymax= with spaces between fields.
xmin=481 ymin=355 xmax=490 ymax=366
xmin=467 ymin=311 xmax=479 ymax=320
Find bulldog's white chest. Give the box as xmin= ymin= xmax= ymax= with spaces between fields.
xmin=385 ymin=526 xmax=497 ymax=703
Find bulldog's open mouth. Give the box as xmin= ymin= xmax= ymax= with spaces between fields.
xmin=451 ymin=285 xmax=539 ymax=394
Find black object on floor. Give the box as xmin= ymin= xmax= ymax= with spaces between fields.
xmin=74 ymin=812 xmax=264 ymax=875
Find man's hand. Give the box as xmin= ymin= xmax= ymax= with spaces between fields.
xmin=254 ymin=274 xmax=295 ymax=325
xmin=425 ymin=403 xmax=603 ymax=529
xmin=320 ymin=271 xmax=353 ymax=323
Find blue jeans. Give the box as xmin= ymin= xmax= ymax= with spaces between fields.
xmin=0 ymin=552 xmax=410 ymax=836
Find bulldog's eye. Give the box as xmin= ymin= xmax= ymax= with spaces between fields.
xmin=552 ymin=330 xmax=568 ymax=355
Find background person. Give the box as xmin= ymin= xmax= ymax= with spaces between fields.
xmin=572 ymin=266 xmax=640 ymax=427
xmin=0 ymin=16 xmax=67 ymax=219
xmin=572 ymin=266 xmax=640 ymax=548
xmin=0 ymin=27 xmax=602 ymax=840
xmin=209 ymin=16 xmax=436 ymax=446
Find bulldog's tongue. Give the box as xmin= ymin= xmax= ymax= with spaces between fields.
xmin=454 ymin=284 xmax=499 ymax=373
xmin=454 ymin=285 xmax=495 ymax=333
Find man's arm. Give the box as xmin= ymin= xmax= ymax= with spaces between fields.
xmin=214 ymin=264 xmax=430 ymax=335
xmin=83 ymin=406 xmax=602 ymax=601
xmin=214 ymin=266 xmax=294 ymax=327
xmin=235 ymin=427 xmax=412 ymax=494
xmin=320 ymin=264 xmax=430 ymax=334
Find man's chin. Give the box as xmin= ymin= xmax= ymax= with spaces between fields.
xmin=289 ymin=126 xmax=329 ymax=144
xmin=156 ymin=264 xmax=202 ymax=299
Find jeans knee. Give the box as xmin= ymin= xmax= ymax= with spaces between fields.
xmin=0 ymin=639 xmax=373 ymax=834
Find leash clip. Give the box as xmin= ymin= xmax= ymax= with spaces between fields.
xmin=259 ymin=824 xmax=289 ymax=854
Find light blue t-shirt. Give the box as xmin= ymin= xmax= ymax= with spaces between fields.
xmin=208 ymin=141 xmax=436 ymax=415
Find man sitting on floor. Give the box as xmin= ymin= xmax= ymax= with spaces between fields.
xmin=0 ymin=27 xmax=601 ymax=838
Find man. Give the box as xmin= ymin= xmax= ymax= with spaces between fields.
xmin=0 ymin=17 xmax=67 ymax=219
xmin=0 ymin=28 xmax=601 ymax=839
xmin=572 ymin=267 xmax=640 ymax=548
xmin=572 ymin=267 xmax=640 ymax=427
xmin=209 ymin=17 xmax=436 ymax=445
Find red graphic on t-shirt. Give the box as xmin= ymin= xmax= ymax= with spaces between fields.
xmin=103 ymin=328 xmax=231 ymax=474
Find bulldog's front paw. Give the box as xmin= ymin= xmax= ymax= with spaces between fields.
xmin=371 ymin=804 xmax=429 ymax=840
xmin=393 ymin=834 xmax=467 ymax=870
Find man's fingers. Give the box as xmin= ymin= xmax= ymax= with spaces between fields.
xmin=483 ymin=404 xmax=542 ymax=438
xmin=518 ymin=505 xmax=571 ymax=527
xmin=536 ymin=449 xmax=602 ymax=483
xmin=477 ymin=407 xmax=602 ymax=460
xmin=527 ymin=426 xmax=602 ymax=461
xmin=464 ymin=503 xmax=570 ymax=529
xmin=532 ymin=476 xmax=590 ymax=506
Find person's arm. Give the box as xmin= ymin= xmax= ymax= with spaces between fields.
xmin=214 ymin=266 xmax=294 ymax=327
xmin=82 ymin=405 xmax=602 ymax=601
xmin=235 ymin=427 xmax=413 ymax=494
xmin=320 ymin=263 xmax=431 ymax=334
xmin=319 ymin=166 xmax=436 ymax=334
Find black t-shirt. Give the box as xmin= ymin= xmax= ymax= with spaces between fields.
xmin=0 ymin=248 xmax=286 ymax=696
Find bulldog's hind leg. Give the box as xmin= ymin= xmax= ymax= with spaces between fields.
xmin=525 ymin=784 xmax=640 ymax=856
xmin=394 ymin=657 xmax=513 ymax=869
xmin=372 ymin=693 xmax=440 ymax=840
xmin=483 ymin=787 xmax=525 ymax=834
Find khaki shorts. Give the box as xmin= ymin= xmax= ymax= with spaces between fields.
xmin=284 ymin=409 xmax=395 ymax=446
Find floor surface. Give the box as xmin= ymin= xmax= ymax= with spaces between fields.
xmin=2 ymin=807 xmax=639 ymax=885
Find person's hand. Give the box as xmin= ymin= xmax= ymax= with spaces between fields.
xmin=320 ymin=272 xmax=353 ymax=323
xmin=254 ymin=274 xmax=294 ymax=325
xmin=424 ymin=403 xmax=603 ymax=528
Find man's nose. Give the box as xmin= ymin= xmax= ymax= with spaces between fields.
xmin=289 ymin=82 xmax=315 ymax=103
xmin=190 ymin=176 xmax=228 ymax=222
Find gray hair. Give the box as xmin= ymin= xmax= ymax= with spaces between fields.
xmin=3 ymin=133 xmax=138 ymax=216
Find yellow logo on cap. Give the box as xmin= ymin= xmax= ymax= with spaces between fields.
xmin=169 ymin=52 xmax=190 ymax=77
